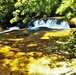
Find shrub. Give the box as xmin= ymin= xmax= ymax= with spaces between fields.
xmin=0 ymin=0 xmax=15 ymax=28
xmin=67 ymin=30 xmax=76 ymax=58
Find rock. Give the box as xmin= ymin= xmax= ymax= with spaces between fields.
xmin=0 ymin=28 xmax=2 ymax=31
xmin=16 ymin=22 xmax=27 ymax=28
xmin=69 ymin=17 xmax=76 ymax=27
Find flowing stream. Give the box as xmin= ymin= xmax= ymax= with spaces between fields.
xmin=27 ymin=18 xmax=70 ymax=30
xmin=0 ymin=18 xmax=76 ymax=75
xmin=0 ymin=18 xmax=70 ymax=34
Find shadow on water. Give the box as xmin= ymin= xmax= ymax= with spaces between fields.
xmin=0 ymin=16 xmax=76 ymax=74
xmin=1 ymin=28 xmax=75 ymax=75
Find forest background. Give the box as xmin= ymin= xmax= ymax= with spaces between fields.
xmin=0 ymin=0 xmax=76 ymax=28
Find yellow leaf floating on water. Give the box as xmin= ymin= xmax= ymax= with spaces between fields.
xmin=3 ymin=59 xmax=12 ymax=65
xmin=41 ymin=30 xmax=71 ymax=39
xmin=4 ymin=51 xmax=15 ymax=57
xmin=27 ymin=43 xmax=37 ymax=47
xmin=56 ymin=41 xmax=68 ymax=44
xmin=28 ymin=52 xmax=34 ymax=56
xmin=0 ymin=46 xmax=11 ymax=53
xmin=9 ymin=38 xmax=24 ymax=41
xmin=16 ymin=52 xmax=25 ymax=57
xmin=41 ymin=36 xmax=50 ymax=39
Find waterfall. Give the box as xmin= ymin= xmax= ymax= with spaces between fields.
xmin=27 ymin=19 xmax=70 ymax=30
xmin=0 ymin=26 xmax=19 ymax=34
xmin=0 ymin=18 xmax=70 ymax=34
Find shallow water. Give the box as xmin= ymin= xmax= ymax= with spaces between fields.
xmin=0 ymin=28 xmax=76 ymax=75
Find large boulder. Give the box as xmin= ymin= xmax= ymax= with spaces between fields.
xmin=69 ymin=17 xmax=76 ymax=28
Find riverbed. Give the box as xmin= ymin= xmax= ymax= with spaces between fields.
xmin=0 ymin=28 xmax=76 ymax=75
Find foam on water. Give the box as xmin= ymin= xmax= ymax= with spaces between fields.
xmin=0 ymin=26 xmax=19 ymax=34
xmin=0 ymin=18 xmax=70 ymax=34
xmin=27 ymin=19 xmax=70 ymax=30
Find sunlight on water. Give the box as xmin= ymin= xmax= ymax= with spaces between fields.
xmin=41 ymin=29 xmax=71 ymax=39
xmin=0 ymin=45 xmax=75 ymax=75
xmin=26 ymin=56 xmax=52 ymax=75
xmin=26 ymin=56 xmax=73 ymax=75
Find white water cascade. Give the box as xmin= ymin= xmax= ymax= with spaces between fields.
xmin=27 ymin=19 xmax=70 ymax=30
xmin=0 ymin=26 xmax=19 ymax=34
xmin=0 ymin=18 xmax=70 ymax=34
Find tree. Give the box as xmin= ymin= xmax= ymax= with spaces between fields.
xmin=10 ymin=0 xmax=60 ymax=24
xmin=1 ymin=0 xmax=76 ymax=28
xmin=0 ymin=0 xmax=15 ymax=28
xmin=56 ymin=0 xmax=76 ymax=19
xmin=67 ymin=30 xmax=76 ymax=58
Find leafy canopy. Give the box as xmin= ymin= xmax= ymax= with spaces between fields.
xmin=10 ymin=0 xmax=59 ymax=23
xmin=0 ymin=0 xmax=15 ymax=27
xmin=56 ymin=0 xmax=76 ymax=19
xmin=0 ymin=0 xmax=76 ymax=27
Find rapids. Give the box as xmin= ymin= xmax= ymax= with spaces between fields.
xmin=27 ymin=19 xmax=70 ymax=30
xmin=0 ymin=18 xmax=70 ymax=34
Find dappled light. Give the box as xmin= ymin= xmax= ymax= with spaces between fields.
xmin=0 ymin=29 xmax=76 ymax=74
xmin=26 ymin=56 xmax=51 ymax=75
xmin=41 ymin=29 xmax=71 ymax=39
xmin=0 ymin=0 xmax=76 ymax=74
xmin=0 ymin=46 xmax=73 ymax=75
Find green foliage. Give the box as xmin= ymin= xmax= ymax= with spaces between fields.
xmin=10 ymin=0 xmax=59 ymax=23
xmin=1 ymin=0 xmax=76 ymax=27
xmin=0 ymin=0 xmax=15 ymax=27
xmin=56 ymin=0 xmax=76 ymax=19
xmin=67 ymin=31 xmax=76 ymax=58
